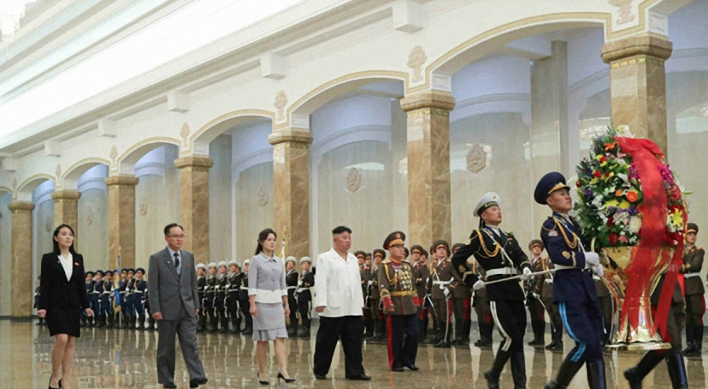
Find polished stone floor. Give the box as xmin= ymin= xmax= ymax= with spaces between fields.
xmin=2 ymin=320 xmax=707 ymax=388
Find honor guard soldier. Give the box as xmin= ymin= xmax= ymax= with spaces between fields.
xmin=682 ymin=222 xmax=705 ymax=356
xmin=451 ymin=192 xmax=533 ymax=389
xmin=205 ymin=262 xmax=218 ymax=332
xmin=530 ymin=241 xmax=563 ymax=351
xmin=84 ymin=271 xmax=94 ymax=327
xmin=535 ymin=172 xmax=606 ymax=389
xmin=411 ymin=245 xmax=430 ymax=340
xmin=379 ymin=231 xmax=420 ymax=372
xmin=124 ymin=268 xmax=136 ymax=329
xmin=451 ymin=243 xmax=472 ymax=345
xmin=34 ymin=276 xmax=44 ymax=326
xmin=92 ymin=270 xmax=105 ymax=327
xmin=103 ymin=271 xmax=115 ymax=328
xmin=360 ymin=255 xmax=375 ymax=338
xmin=297 ymin=257 xmax=314 ymax=338
xmin=526 ymin=241 xmax=546 ymax=347
xmin=134 ymin=268 xmax=147 ymax=330
xmin=118 ymin=268 xmax=128 ymax=328
xmin=624 ymin=262 xmax=689 ymax=388
xmin=196 ymin=263 xmax=207 ymax=332
xmin=227 ymin=259 xmax=242 ymax=333
xmin=370 ymin=250 xmax=386 ymax=341
xmin=285 ymin=256 xmax=299 ymax=337
xmin=469 ymin=257 xmax=493 ymax=347
xmin=239 ymin=259 xmax=253 ymax=335
xmin=355 ymin=250 xmax=366 ymax=268
xmin=216 ymin=261 xmax=229 ymax=332
xmin=144 ymin=277 xmax=155 ymax=331
xmin=427 ymin=240 xmax=459 ymax=348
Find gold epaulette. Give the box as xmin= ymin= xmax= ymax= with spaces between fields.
xmin=551 ymin=217 xmax=578 ymax=249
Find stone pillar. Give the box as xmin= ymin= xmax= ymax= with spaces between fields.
xmin=268 ymin=128 xmax=312 ymax=259
xmin=8 ymin=201 xmax=35 ymax=317
xmin=51 ymin=190 xmax=81 ymax=248
xmin=601 ymin=33 xmax=672 ymax=154
xmin=175 ymin=156 xmax=213 ymax=263
xmin=531 ymin=40 xmax=568 ymax=227
xmin=400 ymin=90 xmax=455 ymax=246
xmin=105 ymin=175 xmax=138 ymax=270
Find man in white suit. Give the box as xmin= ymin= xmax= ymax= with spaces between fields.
xmin=148 ymin=223 xmax=208 ymax=389
xmin=312 ymin=226 xmax=371 ymax=381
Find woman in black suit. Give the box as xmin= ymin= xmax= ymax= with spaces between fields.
xmin=37 ymin=224 xmax=93 ymax=389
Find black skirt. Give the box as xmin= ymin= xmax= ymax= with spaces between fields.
xmin=46 ymin=306 xmax=82 ymax=338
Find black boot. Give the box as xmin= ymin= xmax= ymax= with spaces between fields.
xmin=209 ymin=316 xmax=218 ymax=332
xmin=451 ymin=320 xmax=463 ymax=345
xmin=243 ymin=316 xmax=253 ymax=335
xmin=587 ymin=359 xmax=607 ymax=389
xmin=682 ymin=324 xmax=695 ymax=355
xmin=121 ymin=313 xmax=129 ymax=329
xmin=106 ymin=313 xmax=114 ymax=328
xmin=130 ymin=315 xmax=136 ymax=330
xmin=509 ymin=351 xmax=527 ymax=389
xmin=138 ymin=315 xmax=145 ymax=330
xmin=546 ymin=325 xmax=564 ymax=351
xmin=475 ymin=322 xmax=493 ymax=347
xmin=693 ymin=325 xmax=703 ymax=355
xmin=666 ymin=353 xmax=689 ymax=389
xmin=301 ymin=328 xmax=311 ymax=339
xmin=147 ymin=316 xmax=155 ymax=331
xmin=484 ymin=349 xmax=511 ymax=389
xmin=529 ymin=321 xmax=545 ymax=346
xmin=230 ymin=316 xmax=240 ymax=333
xmin=435 ymin=322 xmax=452 ymax=348
xmin=624 ymin=351 xmax=664 ymax=389
xmin=462 ymin=320 xmax=472 ymax=343
xmin=545 ymin=353 xmax=585 ymax=388
xmin=220 ymin=317 xmax=229 ymax=333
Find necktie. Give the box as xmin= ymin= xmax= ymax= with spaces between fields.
xmin=174 ymin=252 xmax=180 ymax=269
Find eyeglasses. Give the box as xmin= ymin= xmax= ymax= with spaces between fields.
xmin=168 ymin=234 xmax=186 ymax=239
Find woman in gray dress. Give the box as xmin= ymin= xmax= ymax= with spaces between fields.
xmin=248 ymin=228 xmax=295 ymax=385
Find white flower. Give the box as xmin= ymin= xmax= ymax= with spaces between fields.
xmin=629 ymin=216 xmax=642 ymax=233
xmin=617 ymin=125 xmax=634 ymax=138
xmin=617 ymin=173 xmax=628 ymax=181
xmin=614 ymin=212 xmax=630 ymax=225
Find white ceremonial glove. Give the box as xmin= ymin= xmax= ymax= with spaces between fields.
xmin=592 ymin=265 xmax=604 ymax=278
xmin=532 ymin=292 xmax=541 ymax=300
xmin=473 ymin=280 xmax=485 ymax=291
xmin=442 ymin=287 xmax=450 ymax=298
xmin=521 ymin=267 xmax=533 ymax=281
xmin=585 ymin=252 xmax=600 ymax=267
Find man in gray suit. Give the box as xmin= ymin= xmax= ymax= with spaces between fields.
xmin=149 ymin=223 xmax=208 ymax=389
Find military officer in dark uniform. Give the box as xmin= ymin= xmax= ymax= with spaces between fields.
xmin=216 ymin=261 xmax=229 ymax=332
xmin=531 ymin=243 xmax=563 ymax=351
xmin=91 ymin=270 xmax=105 ymax=327
xmin=227 ymin=259 xmax=242 ymax=333
xmin=124 ymin=268 xmax=136 ymax=329
xmin=370 ymin=250 xmax=385 ymax=341
xmin=380 ymin=231 xmax=419 ymax=372
xmin=470 ymin=257 xmax=493 ymax=347
xmin=102 ymin=271 xmax=114 ymax=328
xmin=355 ymin=250 xmax=366 ymax=269
xmin=594 ymin=262 xmax=613 ymax=346
xmin=360 ymin=255 xmax=375 ymax=338
xmin=624 ymin=266 xmax=688 ymax=388
xmin=534 ymin=172 xmax=606 ymax=389
xmin=297 ymin=256 xmax=314 ymax=338
xmin=450 ymin=243 xmax=473 ymax=345
xmin=205 ymin=262 xmax=218 ymax=332
xmin=411 ymin=245 xmax=430 ymax=341
xmin=196 ymin=263 xmax=207 ymax=332
xmin=84 ymin=271 xmax=95 ymax=327
xmin=526 ymin=240 xmax=546 ymax=347
xmin=681 ymin=222 xmax=705 ymax=357
xmin=240 ymin=259 xmax=253 ymax=335
xmin=427 ymin=240 xmax=459 ymax=348
xmin=118 ymin=268 xmax=128 ymax=328
xmin=134 ymin=267 xmax=147 ymax=330
xmin=451 ymin=192 xmax=533 ymax=389
xmin=285 ymin=256 xmax=300 ymax=337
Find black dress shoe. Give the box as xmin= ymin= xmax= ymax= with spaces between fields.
xmin=392 ymin=367 xmax=405 ymax=372
xmin=347 ymin=374 xmax=372 ymax=381
xmin=314 ymin=374 xmax=327 ymax=380
xmin=162 ymin=384 xmax=177 ymax=389
xmin=189 ymin=377 xmax=208 ymax=388
xmin=278 ymin=372 xmax=296 ymax=383
xmin=256 ymin=373 xmax=269 ymax=385
xmin=405 ymin=364 xmax=420 ymax=371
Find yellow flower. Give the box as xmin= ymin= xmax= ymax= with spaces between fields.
xmin=591 ymin=178 xmax=599 ymax=184
xmin=600 ymin=161 xmax=607 ymax=167
xmin=619 ymin=201 xmax=630 ymax=209
xmin=670 ymin=209 xmax=683 ymax=226
xmin=595 ymin=154 xmax=603 ymax=161
xmin=605 ymin=199 xmax=619 ymax=208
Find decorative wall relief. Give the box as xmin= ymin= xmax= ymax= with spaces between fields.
xmin=257 ymin=184 xmax=269 ymax=207
xmin=86 ymin=207 xmax=95 ymax=226
xmin=466 ymin=143 xmax=488 ymax=173
xmin=609 ymin=0 xmax=635 ymax=25
xmin=45 ymin=216 xmax=52 ymax=233
xmin=139 ymin=196 xmax=149 ymax=216
xmin=180 ymin=122 xmax=191 ymax=150
xmin=407 ymin=45 xmax=427 ymax=83
xmin=274 ymin=91 xmax=288 ymax=122
xmin=345 ymin=167 xmax=362 ymax=193
xmin=110 ymin=146 xmax=118 ymax=171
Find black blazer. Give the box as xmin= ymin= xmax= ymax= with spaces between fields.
xmin=38 ymin=252 xmax=90 ymax=310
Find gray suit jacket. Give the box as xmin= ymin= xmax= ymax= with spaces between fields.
xmin=148 ymin=247 xmax=200 ymax=320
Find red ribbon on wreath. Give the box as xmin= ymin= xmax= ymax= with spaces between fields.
xmin=614 ymin=136 xmax=685 ymax=338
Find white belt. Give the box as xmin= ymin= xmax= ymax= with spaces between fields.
xmin=296 ymin=287 xmax=312 ymax=293
xmin=684 ymin=273 xmax=702 ymax=279
xmin=287 ymin=286 xmax=297 ymax=290
xmin=241 ymin=287 xmax=249 ymax=292
xmin=544 ymin=279 xmax=553 ymax=284
xmin=432 ymin=280 xmax=453 ymax=285
xmin=486 ymin=268 xmax=516 ymax=277
xmin=592 ymin=275 xmax=602 ymax=281
xmin=554 ymin=264 xmax=580 ymax=270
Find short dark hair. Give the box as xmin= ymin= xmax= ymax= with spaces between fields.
xmin=164 ymin=223 xmax=184 ymax=236
xmin=332 ymin=226 xmax=352 ymax=235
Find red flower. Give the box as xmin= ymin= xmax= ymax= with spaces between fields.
xmin=593 ymin=171 xmax=602 ymax=178
xmin=601 ymin=156 xmax=608 ymax=162
xmin=609 ymin=233 xmax=619 ymax=246
xmin=669 ymin=185 xmax=681 ymax=201
xmin=576 ymin=180 xmax=580 ymax=187
xmin=607 ymin=217 xmax=615 ymax=227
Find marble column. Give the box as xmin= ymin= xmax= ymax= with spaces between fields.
xmin=531 ymin=40 xmax=568 ymax=227
xmin=105 ymin=175 xmax=138 ymax=270
xmin=175 ymin=156 xmax=213 ymax=263
xmin=268 ymin=128 xmax=312 ymax=259
xmin=400 ymin=90 xmax=455 ymax=246
xmin=601 ymin=33 xmax=672 ymax=154
xmin=51 ymin=190 xmax=81 ymax=248
xmin=8 ymin=201 xmax=35 ymax=317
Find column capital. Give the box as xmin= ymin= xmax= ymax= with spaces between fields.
xmin=400 ymin=89 xmax=456 ymax=112
xmin=601 ymin=33 xmax=672 ymax=64
xmin=105 ymin=175 xmax=139 ymax=187
xmin=51 ymin=190 xmax=81 ymax=201
xmin=8 ymin=200 xmax=35 ymax=213
xmin=268 ymin=128 xmax=313 ymax=146
xmin=174 ymin=155 xmax=213 ymax=172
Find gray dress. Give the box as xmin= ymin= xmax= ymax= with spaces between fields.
xmin=248 ymin=252 xmax=289 ymax=341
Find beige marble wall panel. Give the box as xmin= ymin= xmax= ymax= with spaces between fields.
xmin=236 ymin=163 xmax=274 ymax=260
xmin=401 ymin=90 xmax=455 ymax=247
xmin=134 ymin=169 xmax=179 ymax=269
xmin=9 ymin=201 xmax=35 ymax=317
xmin=208 ymin=135 xmax=232 ymax=262
xmin=51 ymin=190 xmax=81 ymax=249
xmin=391 ymin=100 xmax=409 ymax=231
xmin=0 ymin=193 xmax=12 ymax=316
xmin=78 ymin=188 xmax=108 ymax=271
xmin=175 ymin=156 xmax=213 ymax=263
xmin=272 ymin=141 xmax=310 ymax=259
xmin=106 ymin=176 xmax=138 ymax=270
xmin=531 ymin=41 xmax=567 ymax=232
xmin=602 ymin=34 xmax=672 ymax=155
